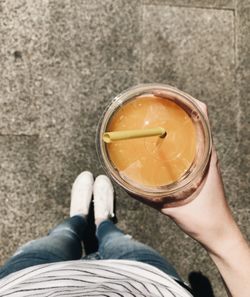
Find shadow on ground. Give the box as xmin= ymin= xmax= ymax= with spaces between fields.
xmin=83 ymin=202 xmax=98 ymax=255
xmin=189 ymin=271 xmax=215 ymax=297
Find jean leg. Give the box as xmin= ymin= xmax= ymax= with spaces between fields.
xmin=96 ymin=220 xmax=182 ymax=281
xmin=0 ymin=215 xmax=87 ymax=279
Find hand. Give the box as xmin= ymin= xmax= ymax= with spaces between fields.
xmin=161 ymin=147 xmax=237 ymax=252
xmin=154 ymin=91 xmax=250 ymax=297
xmin=153 ymin=90 xmax=237 ymax=251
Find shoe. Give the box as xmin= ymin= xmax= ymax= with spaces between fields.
xmin=93 ymin=175 xmax=114 ymax=222
xmin=70 ymin=171 xmax=94 ymax=217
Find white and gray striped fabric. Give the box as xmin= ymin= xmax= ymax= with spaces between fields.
xmin=0 ymin=260 xmax=193 ymax=296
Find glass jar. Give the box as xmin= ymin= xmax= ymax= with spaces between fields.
xmin=96 ymin=84 xmax=212 ymax=207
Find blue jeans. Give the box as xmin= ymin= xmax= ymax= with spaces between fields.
xmin=0 ymin=216 xmax=181 ymax=282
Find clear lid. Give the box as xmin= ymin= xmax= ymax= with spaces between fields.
xmin=96 ymin=84 xmax=212 ymax=200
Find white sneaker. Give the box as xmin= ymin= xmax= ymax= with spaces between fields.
xmin=70 ymin=171 xmax=94 ymax=217
xmin=93 ymin=175 xmax=114 ymax=221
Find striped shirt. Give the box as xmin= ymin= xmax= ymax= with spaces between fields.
xmin=0 ymin=260 xmax=193 ymax=297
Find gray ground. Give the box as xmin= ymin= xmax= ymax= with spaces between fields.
xmin=0 ymin=0 xmax=249 ymax=296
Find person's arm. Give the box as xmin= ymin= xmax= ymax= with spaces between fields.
xmin=162 ymin=148 xmax=250 ymax=297
xmin=208 ymin=225 xmax=250 ymax=297
xmin=155 ymin=97 xmax=250 ymax=297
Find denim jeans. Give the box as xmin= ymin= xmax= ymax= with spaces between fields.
xmin=0 ymin=216 xmax=182 ymax=282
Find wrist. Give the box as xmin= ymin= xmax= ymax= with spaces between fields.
xmin=203 ymin=222 xmax=248 ymax=259
xmin=206 ymin=226 xmax=250 ymax=297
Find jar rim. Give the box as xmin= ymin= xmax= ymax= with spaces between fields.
xmin=96 ymin=83 xmax=212 ymax=198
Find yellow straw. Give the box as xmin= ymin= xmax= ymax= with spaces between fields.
xmin=103 ymin=127 xmax=166 ymax=143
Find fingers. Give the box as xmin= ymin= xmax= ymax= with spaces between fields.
xmin=210 ymin=146 xmax=221 ymax=172
xmin=153 ymin=89 xmax=208 ymax=115
xmin=195 ymin=100 xmax=208 ymax=115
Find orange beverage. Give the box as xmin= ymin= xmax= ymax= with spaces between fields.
xmin=97 ymin=84 xmax=211 ymax=207
xmin=106 ymin=96 xmax=196 ymax=187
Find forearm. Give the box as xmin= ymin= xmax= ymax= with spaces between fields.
xmin=205 ymin=224 xmax=250 ymax=297
xmin=160 ymin=148 xmax=250 ymax=296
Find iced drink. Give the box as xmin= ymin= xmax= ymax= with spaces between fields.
xmin=106 ymin=95 xmax=196 ymax=187
xmin=97 ymin=84 xmax=211 ymax=207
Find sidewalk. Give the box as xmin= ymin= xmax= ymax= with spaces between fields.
xmin=0 ymin=1 xmax=249 ymax=296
